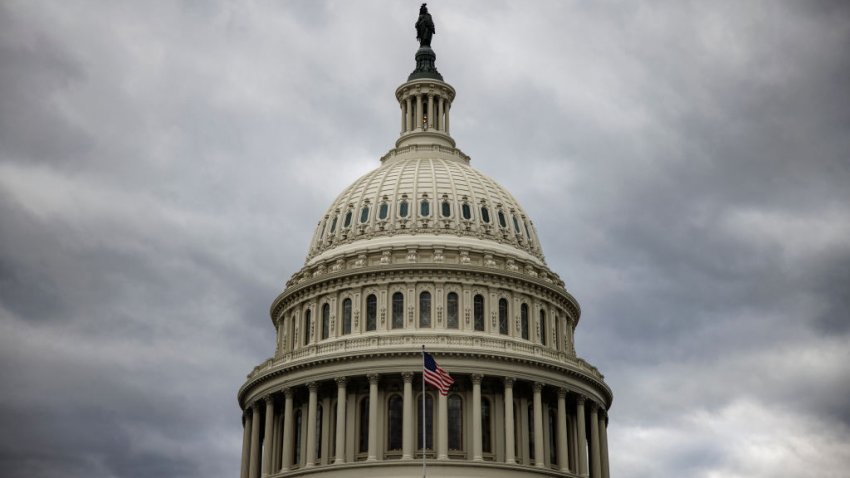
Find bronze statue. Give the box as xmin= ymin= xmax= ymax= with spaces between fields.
xmin=415 ymin=3 xmax=435 ymax=47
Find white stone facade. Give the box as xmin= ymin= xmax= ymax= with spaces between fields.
xmin=238 ymin=26 xmax=612 ymax=478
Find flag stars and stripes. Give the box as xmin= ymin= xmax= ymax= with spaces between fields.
xmin=423 ymin=351 xmax=454 ymax=396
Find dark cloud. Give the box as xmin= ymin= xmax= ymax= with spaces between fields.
xmin=1 ymin=1 xmax=848 ymax=477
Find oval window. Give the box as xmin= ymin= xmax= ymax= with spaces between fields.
xmin=399 ymin=200 xmax=409 ymax=218
xmin=461 ymin=203 xmax=471 ymax=220
xmin=378 ymin=203 xmax=389 ymax=220
xmin=498 ymin=210 xmax=507 ymax=228
xmin=330 ymin=216 xmax=338 ymax=233
xmin=360 ymin=206 xmax=370 ymax=224
xmin=420 ymin=199 xmax=430 ymax=217
xmin=441 ymin=200 xmax=451 ymax=217
xmin=480 ymin=206 xmax=490 ymax=223
xmin=344 ymin=210 xmax=353 ymax=228
xmin=512 ymin=215 xmax=521 ymax=233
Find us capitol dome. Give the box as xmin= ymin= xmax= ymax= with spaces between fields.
xmin=237 ymin=6 xmax=613 ymax=478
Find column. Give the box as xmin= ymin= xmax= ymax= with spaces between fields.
xmin=281 ymin=388 xmax=294 ymax=470
xmin=532 ymin=383 xmax=545 ymax=468
xmin=589 ymin=402 xmax=601 ymax=478
xmin=240 ymin=410 xmax=252 ymax=478
xmin=335 ymin=377 xmax=347 ymax=464
xmin=557 ymin=389 xmax=569 ymax=472
xmin=400 ymin=103 xmax=405 ymax=134
xmin=249 ymin=402 xmax=262 ymax=478
xmin=427 ymin=94 xmax=434 ymax=129
xmin=415 ymin=94 xmax=423 ymax=131
xmin=402 ymin=372 xmax=414 ymax=460
xmin=305 ymin=382 xmax=318 ymax=468
xmin=600 ymin=411 xmax=610 ymax=478
xmin=576 ymin=395 xmax=588 ymax=476
xmin=444 ymin=102 xmax=450 ymax=134
xmin=438 ymin=97 xmax=445 ymax=131
xmin=367 ymin=374 xmax=379 ymax=461
xmin=262 ymin=395 xmax=276 ymax=476
xmin=568 ymin=415 xmax=578 ymax=472
xmin=406 ymin=96 xmax=413 ymax=132
xmin=503 ymin=378 xmax=516 ymax=464
xmin=437 ymin=391 xmax=448 ymax=460
xmin=472 ymin=374 xmax=483 ymax=461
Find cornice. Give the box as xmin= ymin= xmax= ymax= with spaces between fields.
xmin=237 ymin=347 xmax=612 ymax=409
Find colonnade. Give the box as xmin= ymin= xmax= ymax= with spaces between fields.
xmin=240 ymin=372 xmax=610 ymax=478
xmin=400 ymin=90 xmax=451 ymax=134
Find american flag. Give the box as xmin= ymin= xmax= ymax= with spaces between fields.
xmin=423 ymin=352 xmax=454 ymax=396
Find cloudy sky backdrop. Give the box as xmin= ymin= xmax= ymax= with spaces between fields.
xmin=1 ymin=1 xmax=849 ymax=477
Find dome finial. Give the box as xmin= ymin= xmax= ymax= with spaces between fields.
xmin=409 ymin=4 xmax=442 ymax=81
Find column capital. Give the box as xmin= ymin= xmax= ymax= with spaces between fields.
xmin=263 ymin=394 xmax=274 ymax=404
xmin=335 ymin=376 xmax=348 ymax=386
xmin=307 ymin=381 xmax=319 ymax=392
xmin=401 ymin=372 xmax=414 ymax=383
xmin=558 ymin=387 xmax=568 ymax=399
xmin=533 ymin=381 xmax=545 ymax=393
xmin=282 ymin=387 xmax=293 ymax=398
xmin=367 ymin=373 xmax=380 ymax=385
xmin=504 ymin=377 xmax=515 ymax=387
xmin=251 ymin=400 xmax=262 ymax=411
xmin=471 ymin=373 xmax=483 ymax=384
xmin=575 ymin=393 xmax=587 ymax=404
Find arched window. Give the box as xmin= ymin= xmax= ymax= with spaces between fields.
xmin=482 ymin=398 xmax=492 ymax=453
xmin=441 ymin=200 xmax=451 ymax=217
xmin=365 ymin=294 xmax=377 ymax=331
xmin=498 ymin=298 xmax=509 ymax=335
xmin=321 ymin=303 xmax=330 ymax=340
xmin=419 ymin=291 xmax=431 ymax=327
xmin=392 ymin=292 xmax=404 ymax=329
xmin=539 ymin=309 xmax=547 ymax=346
xmin=358 ymin=397 xmax=369 ymax=453
xmin=399 ymin=199 xmax=409 ymax=218
xmin=461 ymin=202 xmax=472 ymax=220
xmin=303 ymin=309 xmax=312 ymax=345
xmin=342 ymin=298 xmax=352 ymax=335
xmin=294 ymin=408 xmax=303 ymax=465
xmin=473 ymin=294 xmax=485 ymax=331
xmin=417 ymin=393 xmax=434 ymax=452
xmin=360 ymin=205 xmax=370 ymax=224
xmin=521 ymin=303 xmax=529 ymax=340
xmin=480 ymin=205 xmax=490 ymax=223
xmin=446 ymin=292 xmax=459 ymax=329
xmin=378 ymin=202 xmax=389 ymax=220
xmin=548 ymin=404 xmax=558 ymax=465
xmin=387 ymin=395 xmax=403 ymax=451
xmin=448 ymin=394 xmax=463 ymax=451
xmin=316 ymin=404 xmax=323 ymax=460
xmin=420 ymin=199 xmax=430 ymax=217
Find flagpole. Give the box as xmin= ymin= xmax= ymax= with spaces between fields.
xmin=422 ymin=344 xmax=427 ymax=478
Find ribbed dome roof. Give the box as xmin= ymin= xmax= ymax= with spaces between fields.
xmin=306 ymin=145 xmax=544 ymax=265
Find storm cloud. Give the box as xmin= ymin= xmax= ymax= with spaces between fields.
xmin=1 ymin=1 xmax=848 ymax=477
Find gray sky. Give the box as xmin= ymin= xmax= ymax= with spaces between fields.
xmin=1 ymin=1 xmax=849 ymax=477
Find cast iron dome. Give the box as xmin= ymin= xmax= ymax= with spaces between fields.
xmin=238 ymin=7 xmax=613 ymax=478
